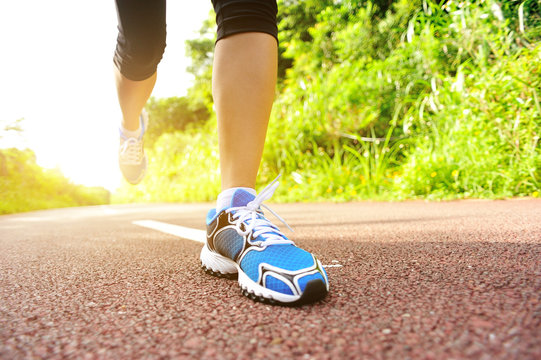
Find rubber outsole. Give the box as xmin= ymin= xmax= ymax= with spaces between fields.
xmin=202 ymin=264 xmax=328 ymax=306
xmin=202 ymin=265 xmax=238 ymax=280
xmin=241 ymin=279 xmax=328 ymax=306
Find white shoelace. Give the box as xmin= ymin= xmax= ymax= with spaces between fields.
xmin=119 ymin=137 xmax=144 ymax=165
xmin=226 ymin=175 xmax=295 ymax=246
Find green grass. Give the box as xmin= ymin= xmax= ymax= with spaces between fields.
xmin=396 ymin=47 xmax=541 ymax=200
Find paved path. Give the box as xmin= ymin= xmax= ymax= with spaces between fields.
xmin=1 ymin=200 xmax=540 ymax=359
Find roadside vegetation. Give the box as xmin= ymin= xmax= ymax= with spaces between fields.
xmin=116 ymin=0 xmax=541 ymax=203
xmin=2 ymin=1 xmax=539 ymax=214
xmin=0 ymin=146 xmax=109 ymax=214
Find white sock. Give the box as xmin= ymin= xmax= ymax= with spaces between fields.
xmin=216 ymin=187 xmax=256 ymax=211
xmin=121 ymin=124 xmax=142 ymax=139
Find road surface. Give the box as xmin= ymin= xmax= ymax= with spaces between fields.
xmin=1 ymin=199 xmax=540 ymax=359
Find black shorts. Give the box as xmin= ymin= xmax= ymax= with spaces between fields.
xmin=113 ymin=0 xmax=278 ymax=81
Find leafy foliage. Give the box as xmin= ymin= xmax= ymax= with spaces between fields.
xmin=185 ymin=12 xmax=217 ymax=112
xmin=265 ymin=0 xmax=540 ymax=200
xmin=0 ymin=148 xmax=110 ymax=214
xmin=145 ymin=96 xmax=208 ymax=147
xmin=116 ymin=0 xmax=541 ymax=203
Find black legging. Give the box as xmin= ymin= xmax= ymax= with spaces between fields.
xmin=113 ymin=0 xmax=278 ymax=81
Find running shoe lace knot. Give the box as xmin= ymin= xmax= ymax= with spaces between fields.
xmin=226 ymin=175 xmax=295 ymax=246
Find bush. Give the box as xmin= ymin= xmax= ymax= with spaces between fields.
xmin=0 ymin=148 xmax=110 ymax=214
xmin=114 ymin=0 xmax=541 ymax=203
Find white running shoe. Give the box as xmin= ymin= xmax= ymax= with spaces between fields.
xmin=119 ymin=111 xmax=148 ymax=185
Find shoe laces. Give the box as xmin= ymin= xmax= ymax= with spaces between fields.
xmin=119 ymin=137 xmax=144 ymax=165
xmin=119 ymin=114 xmax=146 ymax=165
xmin=226 ymin=175 xmax=295 ymax=246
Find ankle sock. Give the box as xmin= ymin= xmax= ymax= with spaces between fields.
xmin=216 ymin=187 xmax=256 ymax=212
xmin=120 ymin=124 xmax=142 ymax=139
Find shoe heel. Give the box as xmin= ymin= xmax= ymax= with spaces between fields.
xmin=200 ymin=245 xmax=238 ymax=278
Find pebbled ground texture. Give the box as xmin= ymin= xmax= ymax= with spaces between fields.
xmin=0 ymin=199 xmax=539 ymax=359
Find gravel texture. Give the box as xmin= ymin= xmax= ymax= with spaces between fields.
xmin=0 ymin=200 xmax=540 ymax=359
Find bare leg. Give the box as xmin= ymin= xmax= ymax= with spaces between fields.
xmin=212 ymin=32 xmax=278 ymax=190
xmin=114 ymin=66 xmax=157 ymax=131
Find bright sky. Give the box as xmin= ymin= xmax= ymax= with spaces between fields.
xmin=0 ymin=1 xmax=212 ymax=191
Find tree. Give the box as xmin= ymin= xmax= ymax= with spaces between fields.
xmin=185 ymin=12 xmax=216 ymax=112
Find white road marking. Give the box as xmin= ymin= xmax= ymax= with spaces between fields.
xmin=133 ymin=220 xmax=343 ymax=268
xmin=133 ymin=220 xmax=206 ymax=243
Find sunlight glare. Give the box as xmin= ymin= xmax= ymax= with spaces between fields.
xmin=0 ymin=1 xmax=212 ymax=191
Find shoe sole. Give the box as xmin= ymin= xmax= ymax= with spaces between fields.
xmin=200 ymin=245 xmax=328 ymax=306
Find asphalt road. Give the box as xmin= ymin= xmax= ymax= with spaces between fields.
xmin=1 ymin=199 xmax=540 ymax=359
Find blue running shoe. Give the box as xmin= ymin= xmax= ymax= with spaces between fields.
xmin=119 ymin=112 xmax=148 ymax=185
xmin=200 ymin=176 xmax=329 ymax=305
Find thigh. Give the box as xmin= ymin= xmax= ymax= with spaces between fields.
xmin=115 ymin=0 xmax=166 ymax=42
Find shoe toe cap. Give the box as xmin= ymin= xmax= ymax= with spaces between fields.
xmin=297 ymin=271 xmax=328 ymax=293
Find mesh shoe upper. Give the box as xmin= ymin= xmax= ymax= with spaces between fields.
xmin=205 ymin=177 xmax=329 ymax=299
